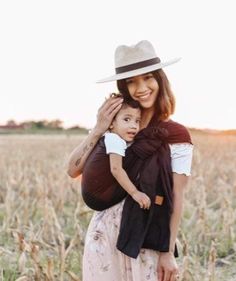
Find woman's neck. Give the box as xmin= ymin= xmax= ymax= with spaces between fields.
xmin=140 ymin=108 xmax=154 ymax=130
xmin=140 ymin=109 xmax=170 ymax=130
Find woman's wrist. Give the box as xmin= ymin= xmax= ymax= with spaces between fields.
xmin=91 ymin=126 xmax=105 ymax=138
xmin=159 ymin=251 xmax=175 ymax=257
xmin=167 ymin=247 xmax=175 ymax=256
xmin=168 ymin=249 xmax=175 ymax=255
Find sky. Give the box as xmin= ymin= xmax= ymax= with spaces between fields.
xmin=0 ymin=0 xmax=236 ymax=130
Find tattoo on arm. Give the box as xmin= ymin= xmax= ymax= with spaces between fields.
xmin=75 ymin=142 xmax=94 ymax=167
xmin=75 ymin=157 xmax=82 ymax=167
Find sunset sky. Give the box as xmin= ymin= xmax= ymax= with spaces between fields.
xmin=0 ymin=0 xmax=235 ymax=130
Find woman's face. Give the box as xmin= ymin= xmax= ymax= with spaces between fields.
xmin=126 ymin=73 xmax=159 ymax=110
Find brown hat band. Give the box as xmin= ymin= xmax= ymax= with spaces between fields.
xmin=115 ymin=57 xmax=161 ymax=74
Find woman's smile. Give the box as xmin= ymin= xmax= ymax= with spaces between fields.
xmin=136 ymin=92 xmax=151 ymax=101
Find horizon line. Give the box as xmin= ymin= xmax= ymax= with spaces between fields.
xmin=0 ymin=119 xmax=235 ymax=132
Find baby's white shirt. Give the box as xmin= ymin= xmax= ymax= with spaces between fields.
xmin=104 ymin=132 xmax=127 ymax=157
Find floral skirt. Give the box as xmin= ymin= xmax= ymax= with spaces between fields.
xmin=82 ymin=199 xmax=160 ymax=281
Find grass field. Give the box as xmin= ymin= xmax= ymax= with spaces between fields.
xmin=0 ymin=133 xmax=236 ymax=281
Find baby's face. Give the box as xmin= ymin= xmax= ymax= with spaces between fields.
xmin=110 ymin=106 xmax=141 ymax=142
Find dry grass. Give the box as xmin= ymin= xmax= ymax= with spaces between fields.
xmin=0 ymin=133 xmax=236 ymax=280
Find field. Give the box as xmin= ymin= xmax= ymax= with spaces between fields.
xmin=0 ymin=133 xmax=236 ymax=281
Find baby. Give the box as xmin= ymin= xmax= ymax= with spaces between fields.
xmin=81 ymin=95 xmax=151 ymax=211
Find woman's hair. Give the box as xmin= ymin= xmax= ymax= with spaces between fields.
xmin=117 ymin=69 xmax=176 ymax=121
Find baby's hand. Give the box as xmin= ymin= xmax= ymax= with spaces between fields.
xmin=131 ymin=191 xmax=151 ymax=209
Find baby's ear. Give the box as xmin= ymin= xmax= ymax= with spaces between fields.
xmin=109 ymin=124 xmax=114 ymax=130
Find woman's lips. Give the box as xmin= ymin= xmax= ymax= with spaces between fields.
xmin=136 ymin=92 xmax=151 ymax=101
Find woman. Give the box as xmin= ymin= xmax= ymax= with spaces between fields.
xmin=67 ymin=40 xmax=193 ymax=281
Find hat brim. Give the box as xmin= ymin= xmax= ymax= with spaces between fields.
xmin=96 ymin=58 xmax=181 ymax=83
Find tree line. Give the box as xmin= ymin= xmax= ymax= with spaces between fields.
xmin=0 ymin=119 xmax=88 ymax=132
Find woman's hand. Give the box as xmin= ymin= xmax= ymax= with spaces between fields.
xmin=157 ymin=252 xmax=179 ymax=281
xmin=94 ymin=95 xmax=123 ymax=135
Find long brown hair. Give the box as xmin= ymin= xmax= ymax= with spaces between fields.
xmin=117 ymin=69 xmax=176 ymax=121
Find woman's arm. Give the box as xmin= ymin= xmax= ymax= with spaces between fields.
xmin=109 ymin=154 xmax=151 ymax=209
xmin=157 ymin=173 xmax=189 ymax=281
xmin=67 ymin=128 xmax=102 ymax=178
xmin=169 ymin=173 xmax=188 ymax=252
xmin=67 ymin=96 xmax=123 ymax=178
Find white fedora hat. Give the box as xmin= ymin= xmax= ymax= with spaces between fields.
xmin=97 ymin=40 xmax=181 ymax=83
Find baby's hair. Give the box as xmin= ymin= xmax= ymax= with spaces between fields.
xmin=110 ymin=92 xmax=141 ymax=111
xmin=121 ymin=98 xmax=141 ymax=111
xmin=110 ymin=96 xmax=141 ymax=130
xmin=110 ymin=93 xmax=141 ymax=126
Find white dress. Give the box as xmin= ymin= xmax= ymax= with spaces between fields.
xmin=82 ymin=143 xmax=194 ymax=281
